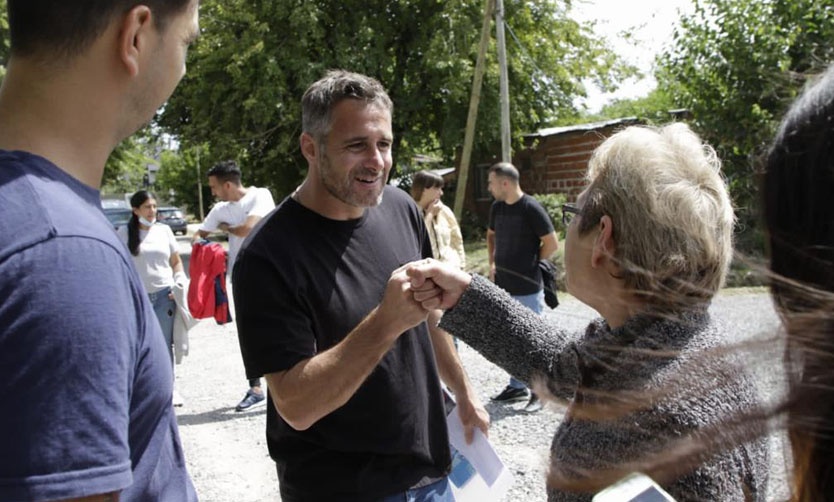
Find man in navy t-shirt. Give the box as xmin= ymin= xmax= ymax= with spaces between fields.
xmin=0 ymin=1 xmax=200 ymax=500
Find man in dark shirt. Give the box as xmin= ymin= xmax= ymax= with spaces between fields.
xmin=0 ymin=1 xmax=200 ymax=500
xmin=487 ymin=162 xmax=559 ymax=412
xmin=234 ymin=70 xmax=489 ymax=501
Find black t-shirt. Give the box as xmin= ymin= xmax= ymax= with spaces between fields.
xmin=489 ymin=194 xmax=555 ymax=295
xmin=233 ymin=186 xmax=451 ymax=501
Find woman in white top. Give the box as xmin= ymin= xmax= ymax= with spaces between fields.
xmin=118 ymin=191 xmax=186 ymax=402
xmin=410 ymin=170 xmax=466 ymax=270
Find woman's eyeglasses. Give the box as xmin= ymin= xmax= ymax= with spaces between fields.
xmin=561 ymin=203 xmax=580 ymax=226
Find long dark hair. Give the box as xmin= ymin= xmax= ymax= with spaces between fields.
xmin=127 ymin=190 xmax=154 ymax=257
xmin=410 ymin=170 xmax=444 ymax=205
xmin=764 ymin=64 xmax=834 ymax=501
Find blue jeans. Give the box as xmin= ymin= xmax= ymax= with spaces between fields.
xmin=378 ymin=477 xmax=454 ymax=502
xmin=148 ymin=286 xmax=175 ymax=367
xmin=508 ymin=289 xmax=545 ymax=390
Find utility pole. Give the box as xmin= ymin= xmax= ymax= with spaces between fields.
xmin=495 ymin=0 xmax=511 ymax=163
xmin=454 ymin=0 xmax=495 ymax=221
xmin=196 ymin=146 xmax=204 ymax=221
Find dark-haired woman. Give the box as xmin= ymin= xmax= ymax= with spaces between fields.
xmin=118 ymin=190 xmax=186 ymax=405
xmin=764 ymin=64 xmax=834 ymax=501
xmin=410 ymin=170 xmax=466 ymax=270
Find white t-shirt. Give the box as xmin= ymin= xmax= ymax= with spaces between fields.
xmin=117 ymin=223 xmax=179 ymax=293
xmin=199 ymin=186 xmax=275 ymax=268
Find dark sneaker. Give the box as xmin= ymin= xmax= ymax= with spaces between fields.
xmin=490 ymin=385 xmax=530 ymax=403
xmin=235 ymin=389 xmax=266 ymax=412
xmin=172 ymin=390 xmax=185 ymax=408
xmin=524 ymin=393 xmax=543 ymax=413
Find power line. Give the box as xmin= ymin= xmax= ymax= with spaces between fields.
xmin=504 ymin=20 xmax=546 ymax=77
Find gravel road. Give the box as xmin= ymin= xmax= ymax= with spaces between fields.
xmin=173 ymin=284 xmax=789 ymax=502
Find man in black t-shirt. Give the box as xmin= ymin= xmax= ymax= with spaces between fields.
xmin=487 ymin=162 xmax=559 ymax=412
xmin=233 ymin=70 xmax=489 ymax=502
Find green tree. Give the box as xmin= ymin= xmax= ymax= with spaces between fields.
xmin=155 ymin=145 xmax=216 ymax=218
xmin=100 ymin=136 xmax=159 ymax=196
xmin=657 ymin=0 xmax=834 ymax=252
xmin=590 ymin=87 xmax=679 ymax=125
xmin=158 ymin=0 xmax=633 ymax=199
xmin=0 ymin=0 xmax=8 ymax=82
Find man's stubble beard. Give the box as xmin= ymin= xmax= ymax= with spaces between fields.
xmin=319 ymin=151 xmax=385 ymax=209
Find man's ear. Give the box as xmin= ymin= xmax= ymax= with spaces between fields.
xmin=591 ymin=215 xmax=616 ymax=268
xmin=300 ymin=133 xmax=318 ymax=165
xmin=118 ymin=5 xmax=154 ymax=77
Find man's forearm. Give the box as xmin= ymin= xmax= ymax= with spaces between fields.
xmin=265 ymin=307 xmax=409 ymax=431
xmin=228 ymin=215 xmax=262 ymax=238
xmin=192 ymin=229 xmax=211 ymax=242
xmin=428 ymin=309 xmax=490 ymax=442
xmin=539 ymin=231 xmax=559 ymax=260
xmin=428 ymin=311 xmax=471 ymax=397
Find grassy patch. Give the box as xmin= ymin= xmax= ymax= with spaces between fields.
xmin=463 ymin=239 xmax=489 ymax=276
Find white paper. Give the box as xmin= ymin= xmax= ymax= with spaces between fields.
xmin=446 ymin=401 xmax=514 ymax=501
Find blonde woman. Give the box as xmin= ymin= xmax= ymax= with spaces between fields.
xmin=408 ymin=124 xmax=769 ymax=501
xmin=410 ymin=170 xmax=466 ymax=270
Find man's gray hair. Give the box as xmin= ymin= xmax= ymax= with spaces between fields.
xmin=301 ymin=70 xmax=393 ymax=143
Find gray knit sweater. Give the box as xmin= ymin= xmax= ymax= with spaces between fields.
xmin=440 ymin=275 xmax=769 ymax=502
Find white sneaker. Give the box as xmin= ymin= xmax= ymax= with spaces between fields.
xmin=523 ymin=393 xmax=543 ymax=412
xmin=172 ymin=390 xmax=185 ymax=407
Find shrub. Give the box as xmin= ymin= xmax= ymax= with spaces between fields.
xmin=531 ymin=192 xmax=568 ymax=236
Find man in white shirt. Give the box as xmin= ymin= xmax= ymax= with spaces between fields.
xmin=193 ymin=160 xmax=275 ymax=411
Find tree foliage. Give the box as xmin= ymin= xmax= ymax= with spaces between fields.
xmin=588 ymin=87 xmax=679 ymax=125
xmin=0 ymin=0 xmax=7 ymax=81
xmin=657 ymin=0 xmax=834 ymax=251
xmin=100 ymin=137 xmax=158 ymax=196
xmin=158 ymin=0 xmax=633 ymax=199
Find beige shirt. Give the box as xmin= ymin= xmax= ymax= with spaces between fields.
xmin=424 ymin=202 xmax=466 ymax=270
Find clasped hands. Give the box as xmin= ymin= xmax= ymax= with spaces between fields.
xmin=406 ymin=258 xmax=472 ymax=311
xmin=380 ymin=259 xmax=472 ymax=332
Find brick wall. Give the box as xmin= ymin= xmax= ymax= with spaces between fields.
xmin=520 ymin=125 xmax=629 ymax=201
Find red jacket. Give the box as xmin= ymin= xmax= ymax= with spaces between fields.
xmin=187 ymin=241 xmax=232 ymax=324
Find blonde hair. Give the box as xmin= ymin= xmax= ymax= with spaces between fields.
xmin=579 ymin=123 xmax=734 ymax=305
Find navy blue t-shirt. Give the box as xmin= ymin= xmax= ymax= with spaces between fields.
xmin=0 ymin=151 xmax=196 ymax=501
xmin=489 ymin=194 xmax=555 ymax=295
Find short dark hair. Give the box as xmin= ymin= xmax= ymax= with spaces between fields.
xmin=8 ymin=0 xmax=193 ymax=60
xmin=301 ymin=70 xmax=393 ymax=143
xmin=488 ymin=162 xmax=520 ymax=183
xmin=207 ymin=160 xmax=242 ymax=185
xmin=410 ymin=170 xmax=444 ymax=202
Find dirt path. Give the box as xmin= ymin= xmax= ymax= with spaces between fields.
xmin=173 ymin=291 xmax=786 ymax=501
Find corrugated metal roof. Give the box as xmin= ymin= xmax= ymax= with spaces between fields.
xmin=525 ymin=117 xmax=640 ymax=139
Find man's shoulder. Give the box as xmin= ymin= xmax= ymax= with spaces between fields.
xmin=381 ymin=185 xmax=419 ymax=213
xmin=521 ymin=193 xmax=544 ymax=208
xmin=205 ymin=200 xmax=231 ymax=215
xmin=243 ymin=186 xmax=274 ymax=204
xmin=239 ymin=196 xmax=300 ymax=251
xmin=250 ymin=186 xmax=272 ymax=197
xmin=0 ymin=151 xmax=119 ymax=260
